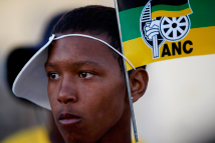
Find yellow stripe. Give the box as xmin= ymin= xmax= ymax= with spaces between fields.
xmin=151 ymin=8 xmax=192 ymax=19
xmin=123 ymin=26 xmax=215 ymax=71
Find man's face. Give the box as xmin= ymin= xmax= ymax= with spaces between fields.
xmin=45 ymin=33 xmax=128 ymax=143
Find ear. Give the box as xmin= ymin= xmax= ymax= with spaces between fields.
xmin=129 ymin=68 xmax=149 ymax=103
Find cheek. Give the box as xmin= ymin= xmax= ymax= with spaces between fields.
xmin=47 ymin=82 xmax=58 ymax=109
xmin=82 ymin=80 xmax=126 ymax=121
xmin=47 ymin=84 xmax=61 ymax=127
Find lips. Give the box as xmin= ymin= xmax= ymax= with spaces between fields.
xmin=58 ymin=113 xmax=81 ymax=124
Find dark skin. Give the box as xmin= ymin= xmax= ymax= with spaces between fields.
xmin=48 ymin=112 xmax=65 ymax=143
xmin=45 ymin=32 xmax=148 ymax=143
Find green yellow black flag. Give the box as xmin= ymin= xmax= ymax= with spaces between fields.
xmin=151 ymin=0 xmax=192 ymax=19
xmin=116 ymin=0 xmax=215 ymax=71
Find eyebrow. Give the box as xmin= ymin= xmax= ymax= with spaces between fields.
xmin=45 ymin=61 xmax=104 ymax=69
xmin=74 ymin=61 xmax=103 ymax=67
xmin=44 ymin=62 xmax=56 ymax=68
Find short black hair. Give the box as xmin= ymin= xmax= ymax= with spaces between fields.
xmin=51 ymin=5 xmax=145 ymax=73
xmin=51 ymin=5 xmax=125 ymax=71
xmin=52 ymin=5 xmax=120 ymax=49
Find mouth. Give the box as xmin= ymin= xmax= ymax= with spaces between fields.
xmin=58 ymin=113 xmax=81 ymax=124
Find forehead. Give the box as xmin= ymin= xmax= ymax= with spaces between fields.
xmin=47 ymin=35 xmax=120 ymax=70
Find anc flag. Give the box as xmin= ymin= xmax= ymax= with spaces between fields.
xmin=151 ymin=0 xmax=192 ymax=19
xmin=116 ymin=0 xmax=215 ymax=71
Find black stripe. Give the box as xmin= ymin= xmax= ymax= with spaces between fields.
xmin=117 ymin=0 xmax=148 ymax=11
xmin=151 ymin=0 xmax=188 ymax=7
xmin=116 ymin=0 xmax=189 ymax=12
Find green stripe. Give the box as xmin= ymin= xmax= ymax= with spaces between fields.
xmin=119 ymin=6 xmax=143 ymax=42
xmin=189 ymin=0 xmax=215 ymax=28
xmin=152 ymin=3 xmax=189 ymax=13
xmin=119 ymin=0 xmax=215 ymax=42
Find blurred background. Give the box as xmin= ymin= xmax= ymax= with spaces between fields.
xmin=0 ymin=0 xmax=114 ymax=143
xmin=0 ymin=0 xmax=215 ymax=143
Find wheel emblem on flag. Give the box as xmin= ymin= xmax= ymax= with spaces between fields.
xmin=160 ymin=16 xmax=190 ymax=42
xmin=140 ymin=0 xmax=191 ymax=59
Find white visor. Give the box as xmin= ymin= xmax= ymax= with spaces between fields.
xmin=12 ymin=34 xmax=135 ymax=110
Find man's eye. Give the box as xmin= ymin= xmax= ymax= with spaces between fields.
xmin=79 ymin=72 xmax=94 ymax=79
xmin=48 ymin=73 xmax=60 ymax=80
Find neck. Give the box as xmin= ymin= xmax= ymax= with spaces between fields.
xmin=95 ymin=105 xmax=132 ymax=143
xmin=49 ymin=116 xmax=65 ymax=143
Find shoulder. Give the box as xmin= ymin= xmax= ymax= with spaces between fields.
xmin=1 ymin=126 xmax=50 ymax=143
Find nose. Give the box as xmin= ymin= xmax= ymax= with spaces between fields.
xmin=57 ymin=77 xmax=77 ymax=104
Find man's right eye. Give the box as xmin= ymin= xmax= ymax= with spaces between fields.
xmin=48 ymin=73 xmax=60 ymax=80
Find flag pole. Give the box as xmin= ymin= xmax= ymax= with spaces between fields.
xmin=114 ymin=0 xmax=139 ymax=142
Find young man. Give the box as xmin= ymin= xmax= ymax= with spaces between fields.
xmin=13 ymin=5 xmax=148 ymax=143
